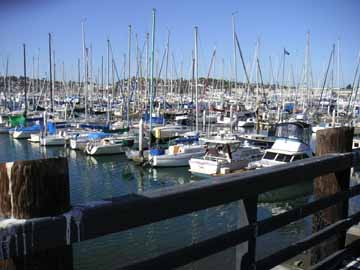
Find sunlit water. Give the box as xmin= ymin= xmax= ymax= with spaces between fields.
xmin=2 ymin=132 xmax=357 ymax=269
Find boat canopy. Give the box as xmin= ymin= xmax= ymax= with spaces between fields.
xmin=9 ymin=115 xmax=26 ymax=127
xmin=174 ymin=136 xmax=199 ymax=144
xmin=275 ymin=122 xmax=311 ymax=145
xmin=87 ymin=132 xmax=109 ymax=140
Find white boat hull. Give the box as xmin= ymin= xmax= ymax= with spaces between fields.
xmin=189 ymin=158 xmax=249 ymax=176
xmin=151 ymin=150 xmax=205 ymax=167
xmin=70 ymin=138 xmax=89 ymax=150
xmin=40 ymin=136 xmax=66 ymax=146
xmin=28 ymin=134 xmax=40 ymax=143
xmin=12 ymin=130 xmax=38 ymax=139
xmin=86 ymin=144 xmax=124 ymax=155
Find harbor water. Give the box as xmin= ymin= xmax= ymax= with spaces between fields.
xmin=1 ymin=133 xmax=357 ymax=270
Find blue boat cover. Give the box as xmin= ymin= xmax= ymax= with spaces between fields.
xmin=174 ymin=136 xmax=199 ymax=144
xmin=87 ymin=132 xmax=109 ymax=139
xmin=47 ymin=122 xmax=56 ymax=135
xmin=150 ymin=149 xmax=165 ymax=156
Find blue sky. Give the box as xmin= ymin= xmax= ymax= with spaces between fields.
xmin=1 ymin=0 xmax=359 ymax=86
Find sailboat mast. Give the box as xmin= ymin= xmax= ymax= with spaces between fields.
xmin=101 ymin=56 xmax=104 ymax=99
xmin=304 ymin=32 xmax=310 ymax=108
xmin=127 ymin=25 xmax=132 ymax=125
xmin=23 ymin=44 xmax=28 ymax=117
xmin=107 ymin=39 xmax=110 ymax=123
xmin=194 ymin=26 xmax=199 ymax=134
xmin=145 ymin=32 xmax=149 ymax=104
xmin=281 ymin=48 xmax=286 ymax=111
xmin=232 ymin=12 xmax=237 ymax=96
xmin=165 ymin=30 xmax=170 ymax=95
xmin=81 ymin=20 xmax=88 ymax=121
xmin=53 ymin=50 xmax=56 ymax=112
xmin=48 ymin=33 xmax=53 ymax=113
xmin=4 ymin=57 xmax=8 ymax=111
xmin=149 ymin=9 xmax=156 ymax=148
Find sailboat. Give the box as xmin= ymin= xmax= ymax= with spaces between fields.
xmin=85 ymin=134 xmax=135 ymax=155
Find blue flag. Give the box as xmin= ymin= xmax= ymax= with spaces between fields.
xmin=284 ymin=49 xmax=290 ymax=55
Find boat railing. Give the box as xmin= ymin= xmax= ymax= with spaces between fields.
xmin=1 ymin=150 xmax=360 ymax=269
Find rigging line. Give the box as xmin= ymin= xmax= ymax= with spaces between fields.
xmin=318 ymin=44 xmax=335 ymax=109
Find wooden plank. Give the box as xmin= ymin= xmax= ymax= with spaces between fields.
xmin=258 ymin=184 xmax=360 ymax=236
xmin=0 ymin=153 xmax=353 ymax=260
xmin=121 ymin=224 xmax=254 ymax=270
xmin=242 ymin=196 xmax=258 ymax=270
xmin=256 ymin=211 xmax=360 ymax=270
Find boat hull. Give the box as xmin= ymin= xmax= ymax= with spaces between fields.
xmin=86 ymin=144 xmax=124 ymax=155
xmin=189 ymin=158 xmax=249 ymax=176
xmin=40 ymin=136 xmax=66 ymax=146
xmin=12 ymin=130 xmax=38 ymax=139
xmin=151 ymin=151 xmax=205 ymax=167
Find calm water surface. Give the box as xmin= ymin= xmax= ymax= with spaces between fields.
xmin=0 ymin=133 xmax=326 ymax=270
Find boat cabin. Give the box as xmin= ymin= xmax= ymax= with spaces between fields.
xmin=262 ymin=151 xmax=310 ymax=163
xmin=275 ymin=121 xmax=312 ymax=146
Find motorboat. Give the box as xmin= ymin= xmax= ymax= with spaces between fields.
xmin=189 ymin=139 xmax=263 ymax=176
xmin=238 ymin=133 xmax=275 ymax=149
xmin=248 ymin=121 xmax=313 ymax=169
xmin=69 ymin=132 xmax=109 ymax=150
xmin=152 ymin=125 xmax=191 ymax=141
xmin=85 ymin=135 xmax=135 ymax=156
xmin=149 ymin=136 xmax=206 ymax=167
xmin=40 ymin=134 xmax=66 ymax=146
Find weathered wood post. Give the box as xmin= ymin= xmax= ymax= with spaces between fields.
xmin=311 ymin=127 xmax=353 ymax=264
xmin=0 ymin=157 xmax=73 ymax=270
xmin=241 ymin=196 xmax=258 ymax=270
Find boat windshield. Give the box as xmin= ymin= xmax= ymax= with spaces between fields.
xmin=275 ymin=153 xmax=292 ymax=162
xmin=275 ymin=122 xmax=311 ymax=145
xmin=263 ymin=151 xmax=277 ymax=160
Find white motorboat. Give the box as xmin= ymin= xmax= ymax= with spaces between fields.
xmin=189 ymin=139 xmax=263 ymax=176
xmin=238 ymin=133 xmax=275 ymax=149
xmin=150 ymin=143 xmax=206 ymax=167
xmin=40 ymin=134 xmax=66 ymax=146
xmin=69 ymin=132 xmax=109 ymax=150
xmin=248 ymin=122 xmax=313 ymax=169
xmin=85 ymin=135 xmax=135 ymax=156
xmin=152 ymin=125 xmax=191 ymax=140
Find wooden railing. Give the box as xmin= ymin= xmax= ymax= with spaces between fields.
xmin=1 ymin=151 xmax=360 ymax=269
